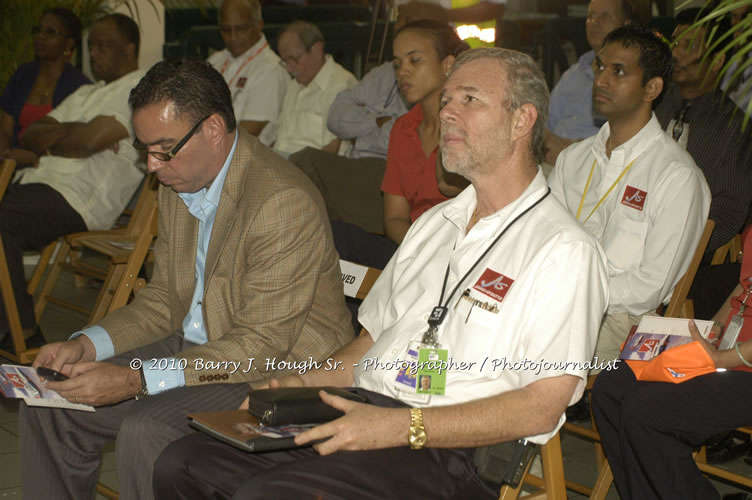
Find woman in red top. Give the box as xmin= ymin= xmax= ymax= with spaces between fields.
xmin=381 ymin=20 xmax=469 ymax=244
xmin=591 ymin=229 xmax=752 ymax=500
xmin=0 ymin=8 xmax=89 ymax=167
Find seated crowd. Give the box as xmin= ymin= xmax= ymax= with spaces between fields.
xmin=1 ymin=0 xmax=751 ymax=499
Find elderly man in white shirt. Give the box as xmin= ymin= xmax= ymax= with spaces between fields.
xmin=208 ymin=0 xmax=289 ymax=146
xmin=549 ymin=24 xmax=710 ymax=371
xmin=273 ymin=21 xmax=357 ymax=158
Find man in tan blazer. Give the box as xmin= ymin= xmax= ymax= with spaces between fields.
xmin=21 ymin=59 xmax=352 ymax=500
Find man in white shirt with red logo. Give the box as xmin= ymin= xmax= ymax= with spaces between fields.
xmin=153 ymin=47 xmax=609 ymax=499
xmin=549 ymin=24 xmax=710 ymax=371
xmin=208 ymin=0 xmax=289 ymax=146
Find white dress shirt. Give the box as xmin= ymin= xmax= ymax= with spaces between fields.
xmin=274 ymin=55 xmax=357 ymax=156
xmin=549 ymin=114 xmax=711 ymax=316
xmin=357 ymin=169 xmax=609 ymax=444
xmin=19 ymin=69 xmax=147 ymax=230
xmin=208 ymin=35 xmax=290 ymax=146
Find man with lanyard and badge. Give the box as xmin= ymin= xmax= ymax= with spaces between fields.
xmin=549 ymin=25 xmax=710 ymax=382
xmin=208 ymin=0 xmax=289 ymax=146
xmin=153 ymin=47 xmax=610 ymax=499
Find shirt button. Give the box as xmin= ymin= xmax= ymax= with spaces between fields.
xmin=193 ymin=322 xmax=199 ymax=328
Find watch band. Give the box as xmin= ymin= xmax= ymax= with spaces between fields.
xmin=409 ymin=408 xmax=427 ymax=450
xmin=135 ymin=366 xmax=149 ymax=400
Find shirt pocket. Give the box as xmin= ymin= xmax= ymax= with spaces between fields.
xmin=602 ymin=215 xmax=648 ymax=272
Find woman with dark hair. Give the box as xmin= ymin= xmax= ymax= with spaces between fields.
xmin=333 ymin=20 xmax=470 ymax=271
xmin=0 ymin=8 xmax=90 ymax=166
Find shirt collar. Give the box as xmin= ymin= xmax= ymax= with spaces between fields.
xmin=591 ymin=113 xmax=662 ymax=165
xmin=226 ymin=35 xmax=268 ymax=62
xmin=179 ymin=130 xmax=238 ymax=220
xmin=307 ymin=54 xmax=335 ymax=90
xmin=442 ymin=166 xmax=549 ymax=230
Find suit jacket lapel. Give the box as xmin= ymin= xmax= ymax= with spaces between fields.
xmin=204 ymin=131 xmax=250 ymax=287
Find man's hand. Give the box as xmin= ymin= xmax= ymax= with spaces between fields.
xmin=32 ymin=337 xmax=96 ymax=374
xmin=294 ymin=390 xmax=408 ymax=455
xmin=45 ymin=361 xmax=141 ymax=406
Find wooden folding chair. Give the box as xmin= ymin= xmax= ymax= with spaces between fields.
xmin=563 ymin=219 xmax=715 ymax=499
xmin=0 ymin=159 xmax=39 ymax=363
xmin=711 ymin=233 xmax=743 ymax=265
xmin=498 ymin=432 xmax=567 ymax=500
xmin=34 ymin=173 xmax=159 ymax=324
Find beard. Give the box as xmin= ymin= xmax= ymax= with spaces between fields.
xmin=440 ymin=126 xmax=478 ymax=177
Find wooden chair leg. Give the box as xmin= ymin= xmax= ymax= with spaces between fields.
xmin=27 ymin=241 xmax=58 ymax=296
xmin=0 ymin=234 xmax=27 ymax=362
xmin=589 ymin=461 xmax=614 ymax=500
xmin=34 ymin=240 xmax=71 ymax=321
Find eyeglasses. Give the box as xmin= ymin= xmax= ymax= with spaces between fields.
xmin=219 ymin=23 xmax=252 ymax=35
xmin=134 ymin=115 xmax=211 ymax=162
xmin=278 ymin=49 xmax=308 ymax=68
xmin=32 ymin=25 xmax=66 ymax=38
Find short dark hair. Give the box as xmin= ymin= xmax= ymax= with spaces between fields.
xmin=602 ymin=23 xmax=673 ymax=88
xmin=129 ymin=58 xmax=237 ymax=133
xmin=675 ymin=7 xmax=733 ymax=57
xmin=395 ymin=19 xmax=470 ymax=60
xmin=43 ymin=7 xmax=83 ymax=43
xmin=97 ymin=13 xmax=141 ymax=58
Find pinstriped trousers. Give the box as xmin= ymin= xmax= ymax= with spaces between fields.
xmin=20 ymin=333 xmax=249 ymax=500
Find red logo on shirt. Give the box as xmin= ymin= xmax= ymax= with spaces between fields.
xmin=621 ymin=186 xmax=647 ymax=211
xmin=473 ymin=269 xmax=514 ymax=302
xmin=236 ymin=77 xmax=247 ymax=88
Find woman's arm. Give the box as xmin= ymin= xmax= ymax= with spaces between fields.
xmin=383 ymin=193 xmax=412 ymax=244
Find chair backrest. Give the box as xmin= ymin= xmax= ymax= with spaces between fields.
xmin=0 ymin=159 xmax=16 ymax=198
xmin=339 ymin=259 xmax=381 ymax=300
xmin=663 ymin=219 xmax=715 ymax=318
xmin=123 ymin=173 xmax=159 ymax=237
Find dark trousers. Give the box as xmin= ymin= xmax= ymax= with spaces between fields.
xmin=153 ymin=389 xmax=497 ymax=500
xmin=591 ymin=362 xmax=752 ymax=500
xmin=20 ymin=333 xmax=250 ymax=500
xmin=291 ymin=147 xmax=387 ymax=234
xmin=0 ymin=183 xmax=86 ymax=332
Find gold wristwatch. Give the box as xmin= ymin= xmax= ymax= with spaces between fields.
xmin=408 ymin=408 xmax=427 ymax=449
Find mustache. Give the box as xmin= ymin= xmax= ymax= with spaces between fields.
xmin=440 ymin=125 xmax=467 ymax=142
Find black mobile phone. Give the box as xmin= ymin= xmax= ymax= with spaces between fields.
xmin=36 ymin=367 xmax=69 ymax=382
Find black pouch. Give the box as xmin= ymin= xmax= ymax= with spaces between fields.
xmin=473 ymin=439 xmax=538 ymax=488
xmin=248 ymin=387 xmax=366 ymax=426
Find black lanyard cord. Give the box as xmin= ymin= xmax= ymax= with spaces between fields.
xmin=435 ymin=187 xmax=551 ymax=319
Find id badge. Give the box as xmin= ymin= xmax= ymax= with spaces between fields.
xmin=719 ymin=312 xmax=744 ymax=350
xmin=393 ymin=341 xmax=431 ymax=404
xmin=416 ymin=348 xmax=448 ymax=396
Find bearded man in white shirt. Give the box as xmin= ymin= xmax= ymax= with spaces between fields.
xmin=208 ymin=0 xmax=289 ymax=146
xmin=549 ymin=24 xmax=710 ymax=372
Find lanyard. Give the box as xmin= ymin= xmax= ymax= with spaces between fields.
xmin=421 ymin=187 xmax=551 ymax=346
xmin=576 ymin=157 xmax=635 ymax=223
xmin=220 ymin=42 xmax=269 ymax=89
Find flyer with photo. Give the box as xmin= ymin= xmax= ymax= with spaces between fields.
xmin=0 ymin=364 xmax=94 ymax=412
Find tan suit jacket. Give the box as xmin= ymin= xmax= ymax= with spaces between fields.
xmin=98 ymin=130 xmax=352 ymax=385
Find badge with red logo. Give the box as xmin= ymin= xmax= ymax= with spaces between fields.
xmin=621 ymin=186 xmax=647 ymax=211
xmin=237 ymin=77 xmax=247 ymax=88
xmin=473 ymin=269 xmax=514 ymax=302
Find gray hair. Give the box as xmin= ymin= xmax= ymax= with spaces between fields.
xmin=281 ymin=20 xmax=325 ymax=50
xmin=451 ymin=48 xmax=549 ymax=164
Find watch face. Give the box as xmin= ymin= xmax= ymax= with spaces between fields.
xmin=410 ymin=429 xmax=427 ymax=448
